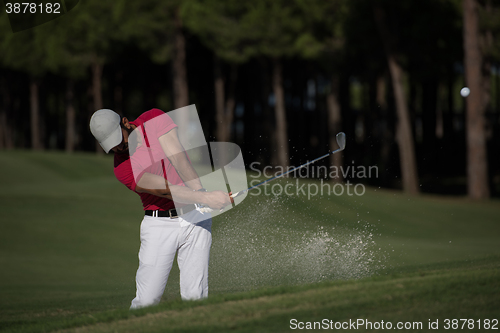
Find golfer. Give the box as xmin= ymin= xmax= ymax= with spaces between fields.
xmin=89 ymin=108 xmax=231 ymax=309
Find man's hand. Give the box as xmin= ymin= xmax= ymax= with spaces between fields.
xmin=135 ymin=172 xmax=233 ymax=210
xmin=202 ymin=191 xmax=232 ymax=210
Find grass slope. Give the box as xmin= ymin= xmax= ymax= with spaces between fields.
xmin=53 ymin=257 xmax=499 ymax=333
xmin=0 ymin=151 xmax=499 ymax=332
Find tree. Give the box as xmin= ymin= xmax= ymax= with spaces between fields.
xmin=114 ymin=0 xmax=191 ymax=130
xmin=0 ymin=17 xmax=48 ymax=150
xmin=295 ymin=0 xmax=348 ymax=180
xmin=187 ymin=0 xmax=310 ymax=168
xmin=0 ymin=70 xmax=15 ymax=149
xmin=327 ymin=76 xmax=343 ymax=179
xmin=182 ymin=0 xmax=259 ymax=143
xmin=463 ymin=0 xmax=490 ymax=198
xmin=247 ymin=0 xmax=311 ymax=168
xmin=343 ymin=0 xmax=392 ymax=184
xmin=172 ymin=9 xmax=189 ymax=110
xmin=41 ymin=0 xmax=124 ymax=153
xmin=372 ymin=2 xmax=420 ymax=194
xmin=479 ymin=0 xmax=500 ymax=125
xmin=40 ymin=17 xmax=87 ymax=153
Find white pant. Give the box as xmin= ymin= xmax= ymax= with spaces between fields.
xmin=130 ymin=209 xmax=212 ymax=309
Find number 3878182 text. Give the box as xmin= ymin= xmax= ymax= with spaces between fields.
xmin=5 ymin=3 xmax=61 ymax=14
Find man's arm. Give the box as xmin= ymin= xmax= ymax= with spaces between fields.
xmin=158 ymin=128 xmax=203 ymax=190
xmin=135 ymin=172 xmax=231 ymax=210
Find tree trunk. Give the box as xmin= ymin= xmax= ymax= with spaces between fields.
xmin=327 ymin=74 xmax=343 ymax=181
xmin=2 ymin=81 xmax=14 ymax=148
xmin=482 ymin=0 xmax=493 ymax=140
xmin=173 ymin=11 xmax=189 ymax=109
xmin=388 ymin=56 xmax=419 ymax=193
xmin=436 ymin=83 xmax=444 ymax=139
xmin=445 ymin=74 xmax=455 ymax=140
xmin=463 ymin=0 xmax=490 ymax=198
xmin=376 ymin=75 xmax=387 ymax=109
xmin=214 ymin=59 xmax=237 ymax=143
xmin=225 ymin=64 xmax=237 ymax=140
xmin=0 ymin=76 xmax=9 ymax=149
xmin=65 ymin=79 xmax=76 ymax=153
xmin=214 ymin=58 xmax=237 ymax=167
xmin=272 ymin=58 xmax=289 ymax=168
xmin=373 ymin=5 xmax=419 ymax=194
xmin=91 ymin=62 xmax=103 ymax=110
xmin=114 ymin=70 xmax=123 ymax=115
xmin=91 ymin=60 xmax=104 ymax=154
xmin=173 ymin=10 xmax=189 ymax=135
xmin=422 ymin=78 xmax=438 ymax=174
xmin=377 ymin=74 xmax=393 ymax=187
xmin=214 ymin=56 xmax=225 ymax=141
xmin=260 ymin=59 xmax=274 ymax=166
xmin=497 ymin=65 xmax=500 ymax=114
xmin=30 ymin=77 xmax=43 ymax=150
xmin=0 ymin=106 xmax=5 ymax=149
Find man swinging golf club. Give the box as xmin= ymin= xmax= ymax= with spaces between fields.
xmin=90 ymin=108 xmax=232 ymax=309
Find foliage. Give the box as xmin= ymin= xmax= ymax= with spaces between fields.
xmin=181 ymin=0 xmax=256 ymax=64
xmin=113 ymin=0 xmax=182 ymax=64
xmin=0 ymin=11 xmax=49 ymax=77
xmin=479 ymin=0 xmax=500 ymax=61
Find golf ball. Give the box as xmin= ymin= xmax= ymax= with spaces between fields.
xmin=460 ymin=87 xmax=470 ymax=97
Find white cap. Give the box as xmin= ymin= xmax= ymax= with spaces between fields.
xmin=89 ymin=109 xmax=123 ymax=153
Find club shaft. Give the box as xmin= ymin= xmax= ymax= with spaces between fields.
xmin=231 ymin=147 xmax=343 ymax=198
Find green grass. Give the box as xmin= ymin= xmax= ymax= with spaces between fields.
xmin=0 ymin=151 xmax=499 ymax=332
xmin=54 ymin=257 xmax=500 ymax=333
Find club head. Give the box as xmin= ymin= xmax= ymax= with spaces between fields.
xmin=336 ymin=132 xmax=346 ymax=150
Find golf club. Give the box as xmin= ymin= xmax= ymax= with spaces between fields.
xmin=230 ymin=132 xmax=346 ymax=199
xmin=196 ymin=132 xmax=346 ymax=213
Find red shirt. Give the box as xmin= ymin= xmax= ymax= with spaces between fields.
xmin=114 ymin=109 xmax=184 ymax=211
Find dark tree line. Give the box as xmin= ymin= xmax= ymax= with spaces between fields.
xmin=0 ymin=0 xmax=499 ymax=198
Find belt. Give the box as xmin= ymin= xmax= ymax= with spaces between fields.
xmin=145 ymin=204 xmax=197 ymax=218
